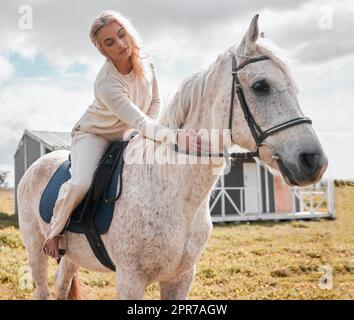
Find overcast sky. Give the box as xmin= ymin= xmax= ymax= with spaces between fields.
xmin=0 ymin=0 xmax=353 ymax=187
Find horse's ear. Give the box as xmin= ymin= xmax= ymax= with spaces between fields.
xmin=238 ymin=14 xmax=260 ymax=56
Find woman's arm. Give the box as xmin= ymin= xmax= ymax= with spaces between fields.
xmin=146 ymin=62 xmax=160 ymax=120
xmin=95 ymin=76 xmax=177 ymax=144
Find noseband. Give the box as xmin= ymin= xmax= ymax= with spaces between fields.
xmin=174 ymin=54 xmax=312 ymax=163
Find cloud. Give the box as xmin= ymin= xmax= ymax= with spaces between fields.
xmin=260 ymin=0 xmax=354 ymax=63
xmin=0 ymin=55 xmax=14 ymax=82
xmin=0 ymin=76 xmax=93 ymax=165
xmin=0 ymin=0 xmax=354 ymax=187
xmin=319 ymin=131 xmax=354 ymax=180
xmin=0 ymin=0 xmax=323 ymax=69
xmin=1 ymin=0 xmax=353 ymax=79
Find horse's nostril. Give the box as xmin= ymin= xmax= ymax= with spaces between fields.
xmin=299 ymin=153 xmax=320 ymax=174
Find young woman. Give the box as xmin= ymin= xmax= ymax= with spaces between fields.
xmin=42 ymin=10 xmax=209 ymax=259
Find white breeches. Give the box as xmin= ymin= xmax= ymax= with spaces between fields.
xmin=47 ymin=131 xmax=110 ymax=239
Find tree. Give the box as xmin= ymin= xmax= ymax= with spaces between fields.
xmin=0 ymin=170 xmax=9 ymax=189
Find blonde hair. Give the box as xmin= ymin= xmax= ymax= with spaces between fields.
xmin=89 ymin=10 xmax=147 ymax=77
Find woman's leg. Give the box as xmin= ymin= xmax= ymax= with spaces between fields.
xmin=43 ymin=132 xmax=110 ymax=258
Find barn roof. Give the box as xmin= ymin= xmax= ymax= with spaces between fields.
xmin=27 ymin=130 xmax=71 ymax=150
xmin=14 ymin=129 xmax=71 ymax=157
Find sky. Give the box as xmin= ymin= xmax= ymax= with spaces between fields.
xmin=0 ymin=0 xmax=353 ymax=187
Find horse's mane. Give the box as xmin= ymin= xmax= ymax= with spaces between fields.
xmin=159 ymin=50 xmax=230 ymax=129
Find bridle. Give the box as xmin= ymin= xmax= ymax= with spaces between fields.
xmin=228 ymin=55 xmax=312 ymax=162
xmin=174 ymin=54 xmax=313 ymax=163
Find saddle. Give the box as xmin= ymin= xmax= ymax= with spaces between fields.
xmin=39 ymin=131 xmax=138 ymax=271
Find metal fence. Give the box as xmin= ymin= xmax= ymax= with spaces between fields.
xmin=210 ymin=174 xmax=335 ymax=222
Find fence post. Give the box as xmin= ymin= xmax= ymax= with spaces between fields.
xmin=291 ymin=187 xmax=296 ymax=213
xmin=221 ymin=175 xmax=225 ymax=218
xmin=256 ymin=163 xmax=262 ymax=215
xmin=327 ymin=179 xmax=336 ymax=219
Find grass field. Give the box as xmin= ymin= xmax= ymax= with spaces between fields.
xmin=0 ymin=186 xmax=353 ymax=300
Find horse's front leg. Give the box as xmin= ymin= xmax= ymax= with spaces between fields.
xmin=54 ymin=258 xmax=80 ymax=300
xmin=115 ymin=267 xmax=148 ymax=299
xmin=159 ymin=265 xmax=196 ymax=300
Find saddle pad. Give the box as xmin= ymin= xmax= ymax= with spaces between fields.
xmin=39 ymin=159 xmax=120 ymax=234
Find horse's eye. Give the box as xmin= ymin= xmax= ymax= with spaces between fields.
xmin=252 ymin=80 xmax=270 ymax=94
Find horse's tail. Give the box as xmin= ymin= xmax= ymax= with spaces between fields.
xmin=68 ymin=273 xmax=81 ymax=300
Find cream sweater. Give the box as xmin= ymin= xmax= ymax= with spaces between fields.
xmin=71 ymin=56 xmax=177 ymax=144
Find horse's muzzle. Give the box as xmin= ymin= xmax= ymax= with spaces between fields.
xmin=277 ymin=150 xmax=328 ymax=187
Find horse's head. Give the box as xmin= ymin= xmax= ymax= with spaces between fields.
xmin=223 ymin=14 xmax=328 ymax=186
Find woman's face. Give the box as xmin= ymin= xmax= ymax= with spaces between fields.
xmin=96 ymin=21 xmax=132 ymax=60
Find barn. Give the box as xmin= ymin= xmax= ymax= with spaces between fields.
xmin=14 ymin=130 xmax=334 ymax=221
xmin=14 ymin=130 xmax=71 ymax=215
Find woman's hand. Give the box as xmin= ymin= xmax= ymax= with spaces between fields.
xmin=176 ymin=128 xmax=211 ymax=154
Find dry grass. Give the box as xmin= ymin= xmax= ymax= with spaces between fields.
xmin=0 ymin=189 xmax=14 ymax=215
xmin=0 ymin=185 xmax=353 ymax=300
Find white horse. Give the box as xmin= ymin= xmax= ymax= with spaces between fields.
xmin=17 ymin=15 xmax=327 ymax=300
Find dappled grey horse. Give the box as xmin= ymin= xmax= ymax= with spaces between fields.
xmin=17 ymin=15 xmax=327 ymax=299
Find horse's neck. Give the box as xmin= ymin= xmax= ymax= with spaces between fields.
xmin=160 ymin=92 xmax=227 ymax=221
xmin=159 ymin=56 xmax=229 ymax=134
xmin=156 ymin=54 xmax=232 ymax=220
xmin=169 ymin=157 xmax=226 ymax=222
